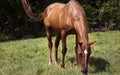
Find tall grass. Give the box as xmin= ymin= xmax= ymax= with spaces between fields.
xmin=0 ymin=31 xmax=120 ymax=75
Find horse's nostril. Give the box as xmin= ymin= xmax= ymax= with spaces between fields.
xmin=81 ymin=68 xmax=88 ymax=74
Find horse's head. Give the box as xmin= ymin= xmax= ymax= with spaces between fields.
xmin=78 ymin=41 xmax=96 ymax=74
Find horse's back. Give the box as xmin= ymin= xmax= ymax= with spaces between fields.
xmin=43 ymin=1 xmax=75 ymax=30
xmin=43 ymin=3 xmax=65 ymax=29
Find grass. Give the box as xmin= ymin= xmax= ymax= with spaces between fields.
xmin=0 ymin=31 xmax=120 ymax=75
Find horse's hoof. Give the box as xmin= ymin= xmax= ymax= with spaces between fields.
xmin=55 ymin=61 xmax=57 ymax=64
xmin=74 ymin=62 xmax=78 ymax=67
xmin=49 ymin=61 xmax=52 ymax=65
xmin=61 ymin=64 xmax=65 ymax=69
xmin=74 ymin=64 xmax=78 ymax=69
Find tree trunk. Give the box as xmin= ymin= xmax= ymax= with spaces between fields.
xmin=23 ymin=16 xmax=28 ymax=35
xmin=7 ymin=15 xmax=15 ymax=37
xmin=0 ymin=17 xmax=1 ymax=34
xmin=33 ymin=21 xmax=39 ymax=37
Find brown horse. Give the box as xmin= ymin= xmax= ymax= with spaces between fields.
xmin=22 ymin=0 xmax=95 ymax=74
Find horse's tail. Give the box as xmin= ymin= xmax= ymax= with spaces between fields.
xmin=21 ymin=0 xmax=44 ymax=21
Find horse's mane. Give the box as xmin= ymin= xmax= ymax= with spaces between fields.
xmin=66 ymin=0 xmax=88 ymax=40
xmin=69 ymin=0 xmax=86 ymax=18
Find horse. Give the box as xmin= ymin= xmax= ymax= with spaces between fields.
xmin=21 ymin=0 xmax=95 ymax=74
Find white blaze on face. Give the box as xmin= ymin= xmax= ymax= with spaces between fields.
xmin=84 ymin=49 xmax=88 ymax=67
xmin=84 ymin=49 xmax=88 ymax=68
xmin=84 ymin=49 xmax=88 ymax=55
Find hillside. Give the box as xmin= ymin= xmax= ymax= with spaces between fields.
xmin=0 ymin=31 xmax=120 ymax=75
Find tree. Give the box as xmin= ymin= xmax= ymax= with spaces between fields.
xmin=0 ymin=0 xmax=120 ymax=41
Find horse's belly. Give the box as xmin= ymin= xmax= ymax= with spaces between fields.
xmin=45 ymin=16 xmax=61 ymax=29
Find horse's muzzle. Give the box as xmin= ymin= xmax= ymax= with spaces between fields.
xmin=81 ymin=68 xmax=88 ymax=74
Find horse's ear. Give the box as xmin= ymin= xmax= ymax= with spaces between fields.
xmin=88 ymin=41 xmax=96 ymax=45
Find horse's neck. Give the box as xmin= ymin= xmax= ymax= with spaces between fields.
xmin=81 ymin=20 xmax=88 ymax=40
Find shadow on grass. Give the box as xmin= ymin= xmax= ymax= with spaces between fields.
xmin=68 ymin=56 xmax=110 ymax=73
xmin=88 ymin=57 xmax=110 ymax=73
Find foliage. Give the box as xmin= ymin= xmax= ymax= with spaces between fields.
xmin=0 ymin=0 xmax=120 ymax=41
xmin=0 ymin=31 xmax=120 ymax=75
xmin=98 ymin=0 xmax=120 ymax=30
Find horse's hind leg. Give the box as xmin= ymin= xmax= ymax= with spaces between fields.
xmin=60 ymin=30 xmax=67 ymax=68
xmin=46 ymin=27 xmax=53 ymax=65
xmin=54 ymin=32 xmax=61 ymax=63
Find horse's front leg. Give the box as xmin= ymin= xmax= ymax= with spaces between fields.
xmin=54 ymin=32 xmax=61 ymax=63
xmin=74 ymin=34 xmax=78 ymax=67
xmin=60 ymin=30 xmax=67 ymax=68
xmin=46 ymin=28 xmax=53 ymax=65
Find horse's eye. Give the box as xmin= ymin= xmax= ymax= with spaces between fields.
xmin=79 ymin=53 xmax=83 ymax=57
xmin=81 ymin=53 xmax=86 ymax=57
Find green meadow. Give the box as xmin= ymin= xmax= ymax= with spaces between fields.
xmin=0 ymin=31 xmax=120 ymax=75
